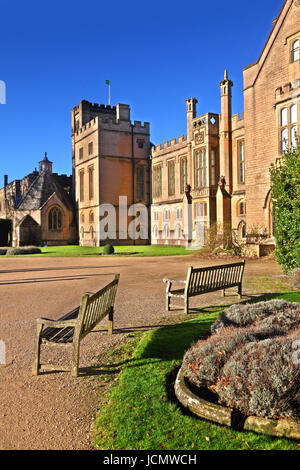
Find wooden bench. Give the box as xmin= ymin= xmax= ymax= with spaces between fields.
xmin=32 ymin=274 xmax=120 ymax=377
xmin=163 ymin=261 xmax=245 ymax=315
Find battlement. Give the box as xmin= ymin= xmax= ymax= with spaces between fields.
xmin=275 ymin=79 xmax=300 ymax=100
xmin=133 ymin=121 xmax=150 ymax=130
xmin=75 ymin=117 xmax=98 ymax=136
xmin=152 ymin=134 xmax=187 ymax=153
xmin=74 ymin=115 xmax=150 ymax=136
xmin=231 ymin=111 xmax=245 ymax=130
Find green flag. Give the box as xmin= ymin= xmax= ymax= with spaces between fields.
xmin=106 ymin=80 xmax=110 ymax=85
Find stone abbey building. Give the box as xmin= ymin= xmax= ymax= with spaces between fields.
xmin=0 ymin=0 xmax=299 ymax=251
xmin=151 ymin=0 xmax=300 ymax=254
xmin=0 ymin=154 xmax=76 ymax=247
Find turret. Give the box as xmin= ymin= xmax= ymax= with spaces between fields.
xmin=39 ymin=152 xmax=52 ymax=175
xmin=185 ymin=98 xmax=198 ymax=141
xmin=219 ymin=69 xmax=233 ymax=193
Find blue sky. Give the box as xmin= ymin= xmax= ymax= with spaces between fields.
xmin=0 ymin=0 xmax=284 ymax=182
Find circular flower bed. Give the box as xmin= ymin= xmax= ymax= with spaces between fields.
xmin=176 ymin=300 xmax=300 ymax=439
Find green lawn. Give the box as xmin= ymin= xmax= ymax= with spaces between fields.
xmin=93 ymin=291 xmax=300 ymax=451
xmin=3 ymin=245 xmax=195 ymax=257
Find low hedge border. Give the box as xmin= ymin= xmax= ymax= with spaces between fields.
xmin=175 ymin=366 xmax=300 ymax=440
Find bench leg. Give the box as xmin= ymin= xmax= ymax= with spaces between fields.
xmin=238 ymin=284 xmax=242 ymax=299
xmin=71 ymin=339 xmax=80 ymax=377
xmin=222 ymin=289 xmax=226 ymax=297
xmin=166 ymin=295 xmax=171 ymax=311
xmin=184 ymin=296 xmax=189 ymax=315
xmin=165 ymin=282 xmax=172 ymax=311
xmin=108 ymin=307 xmax=114 ymax=335
xmin=32 ymin=323 xmax=43 ymax=376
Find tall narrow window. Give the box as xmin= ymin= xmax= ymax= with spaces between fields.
xmin=88 ymin=142 xmax=93 ymax=156
xmin=281 ymin=107 xmax=288 ymax=127
xmin=195 ymin=151 xmax=200 ymax=188
xmin=290 ymin=104 xmax=297 ymax=124
xmin=291 ymin=39 xmax=300 ymax=63
xmin=195 ymin=203 xmax=207 ymax=218
xmin=239 ymin=141 xmax=245 ymax=183
xmin=88 ymin=166 xmax=94 ymax=200
xmin=279 ymin=104 xmax=299 ymax=153
xmin=79 ymin=170 xmax=84 ymax=202
xmin=137 ymin=167 xmax=144 ymax=200
xmin=180 ymin=158 xmax=188 ymax=193
xmin=281 ymin=127 xmax=288 ymax=154
xmin=291 ymin=126 xmax=298 ymax=149
xmin=211 ymin=149 xmax=216 ymax=185
xmin=153 ymin=165 xmax=162 ymax=197
xmin=79 ymin=147 xmax=83 ymax=160
xmin=200 ymin=149 xmax=207 ymax=187
xmin=48 ymin=207 xmax=63 ymax=231
xmin=168 ymin=160 xmax=175 ymax=195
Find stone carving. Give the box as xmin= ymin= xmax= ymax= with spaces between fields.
xmin=194 ymin=131 xmax=204 ymax=144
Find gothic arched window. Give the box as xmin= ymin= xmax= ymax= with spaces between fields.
xmin=48 ymin=207 xmax=63 ymax=231
xmin=291 ymin=39 xmax=299 ymax=63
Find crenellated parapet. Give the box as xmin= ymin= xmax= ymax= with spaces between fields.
xmin=274 ymin=78 xmax=300 ymax=102
xmin=231 ymin=111 xmax=245 ymax=131
xmin=74 ymin=116 xmax=99 ymax=137
xmin=152 ymin=135 xmax=187 ymax=155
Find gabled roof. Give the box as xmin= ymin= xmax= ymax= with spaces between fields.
xmin=243 ymin=0 xmax=294 ymax=87
xmin=16 ymin=173 xmax=74 ymax=211
xmin=16 ymin=214 xmax=40 ymax=227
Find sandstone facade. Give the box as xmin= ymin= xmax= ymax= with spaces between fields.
xmin=151 ymin=0 xmax=300 ymax=252
xmin=72 ymin=101 xmax=151 ymax=246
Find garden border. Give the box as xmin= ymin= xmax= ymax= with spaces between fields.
xmin=175 ymin=366 xmax=300 ymax=440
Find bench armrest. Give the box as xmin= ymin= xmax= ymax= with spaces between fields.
xmin=36 ymin=317 xmax=78 ymax=328
xmin=163 ymin=278 xmax=186 ymax=285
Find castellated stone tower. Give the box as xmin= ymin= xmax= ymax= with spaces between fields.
xmin=71 ymin=100 xmax=151 ymax=246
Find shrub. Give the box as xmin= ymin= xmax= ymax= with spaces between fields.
xmin=215 ymin=328 xmax=300 ymax=419
xmin=182 ymin=327 xmax=274 ymax=389
xmin=211 ymin=299 xmax=300 ymax=334
xmin=102 ymin=243 xmax=114 ymax=255
xmin=182 ymin=300 xmax=300 ymax=419
xmin=6 ymin=246 xmax=42 ymax=255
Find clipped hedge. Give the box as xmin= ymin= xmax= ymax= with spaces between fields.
xmin=211 ymin=299 xmax=300 ymax=334
xmin=102 ymin=243 xmax=114 ymax=255
xmin=6 ymin=246 xmax=42 ymax=255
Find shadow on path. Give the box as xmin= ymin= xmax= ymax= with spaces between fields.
xmin=0 ymin=265 xmax=128 ymax=275
xmin=0 ymin=272 xmax=117 ymax=286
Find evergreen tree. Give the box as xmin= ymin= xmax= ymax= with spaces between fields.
xmin=270 ymin=144 xmax=300 ymax=273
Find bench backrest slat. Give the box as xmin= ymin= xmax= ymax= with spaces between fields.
xmin=186 ymin=261 xmax=245 ymax=296
xmin=77 ymin=275 xmax=119 ymax=336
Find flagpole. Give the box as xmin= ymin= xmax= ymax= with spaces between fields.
xmin=106 ymin=80 xmax=111 ymax=106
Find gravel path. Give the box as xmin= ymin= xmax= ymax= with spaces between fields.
xmin=0 ymin=255 xmax=285 ymax=449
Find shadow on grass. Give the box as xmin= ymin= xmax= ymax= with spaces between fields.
xmin=137 ymin=291 xmax=300 ymax=362
xmin=82 ymin=290 xmax=300 ymax=376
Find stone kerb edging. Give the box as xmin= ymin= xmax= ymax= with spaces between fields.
xmin=175 ymin=366 xmax=300 ymax=440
